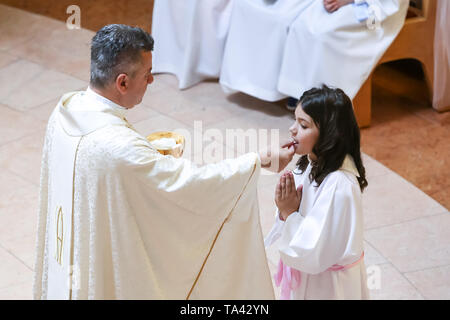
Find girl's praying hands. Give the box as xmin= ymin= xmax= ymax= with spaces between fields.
xmin=275 ymin=171 xmax=303 ymax=221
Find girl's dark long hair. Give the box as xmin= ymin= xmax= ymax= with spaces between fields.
xmin=295 ymin=85 xmax=368 ymax=192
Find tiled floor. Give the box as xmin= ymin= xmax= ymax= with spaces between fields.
xmin=0 ymin=5 xmax=449 ymax=300
xmin=362 ymin=60 xmax=450 ymax=209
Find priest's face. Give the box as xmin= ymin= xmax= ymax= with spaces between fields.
xmin=125 ymin=50 xmax=154 ymax=108
xmin=289 ymin=105 xmax=319 ymax=159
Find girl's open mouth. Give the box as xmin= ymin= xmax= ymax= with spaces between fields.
xmin=289 ymin=138 xmax=299 ymax=148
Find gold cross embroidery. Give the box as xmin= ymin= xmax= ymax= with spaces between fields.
xmin=55 ymin=206 xmax=64 ymax=265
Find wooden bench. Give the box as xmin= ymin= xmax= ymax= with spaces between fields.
xmin=353 ymin=0 xmax=437 ymax=127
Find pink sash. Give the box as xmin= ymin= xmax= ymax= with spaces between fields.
xmin=274 ymin=252 xmax=365 ymax=300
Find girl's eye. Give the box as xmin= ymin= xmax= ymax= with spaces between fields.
xmin=300 ymin=124 xmax=307 ymax=129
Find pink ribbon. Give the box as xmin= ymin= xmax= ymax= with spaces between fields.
xmin=274 ymin=259 xmax=302 ymax=300
xmin=274 ymin=252 xmax=365 ymax=299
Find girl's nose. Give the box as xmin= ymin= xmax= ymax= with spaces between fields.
xmin=289 ymin=123 xmax=296 ymax=135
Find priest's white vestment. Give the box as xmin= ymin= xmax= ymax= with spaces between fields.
xmin=151 ymin=0 xmax=234 ymax=89
xmin=220 ymin=0 xmax=313 ymax=101
xmin=33 ymin=88 xmax=274 ymax=299
xmin=265 ymin=156 xmax=369 ymax=300
xmin=277 ymin=0 xmax=409 ymax=100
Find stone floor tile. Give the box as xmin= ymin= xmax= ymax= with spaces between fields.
xmin=0 ymin=59 xmax=87 ymax=111
xmin=0 ymin=280 xmax=33 ymax=300
xmin=0 ymin=246 xmax=33 ymax=290
xmin=362 ymin=173 xmax=447 ymax=229
xmin=404 ymin=265 xmax=450 ymax=300
xmin=0 ymin=104 xmax=46 ymax=146
xmin=0 ymin=131 xmax=46 ymax=185
xmin=368 ymin=263 xmax=424 ymax=300
xmin=365 ymin=213 xmax=450 ymax=273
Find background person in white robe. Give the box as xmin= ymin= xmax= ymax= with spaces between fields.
xmin=219 ymin=0 xmax=313 ymax=102
xmin=433 ymin=0 xmax=450 ymax=112
xmin=151 ymin=0 xmax=233 ymax=89
xmin=265 ymin=85 xmax=370 ymax=300
xmin=33 ymin=24 xmax=296 ymax=300
xmin=277 ymin=0 xmax=409 ymax=108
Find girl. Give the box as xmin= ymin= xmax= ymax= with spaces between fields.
xmin=265 ymin=85 xmax=370 ymax=300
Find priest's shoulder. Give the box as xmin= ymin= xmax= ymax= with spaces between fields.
xmin=86 ymin=124 xmax=153 ymax=158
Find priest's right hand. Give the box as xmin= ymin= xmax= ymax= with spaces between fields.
xmin=258 ymin=142 xmax=295 ymax=173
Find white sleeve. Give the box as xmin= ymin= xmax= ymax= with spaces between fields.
xmin=127 ymin=135 xmax=261 ymax=217
xmin=278 ymin=175 xmax=363 ymax=275
xmin=264 ymin=208 xmax=301 ymax=248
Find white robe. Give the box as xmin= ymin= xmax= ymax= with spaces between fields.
xmin=278 ymin=0 xmax=409 ymax=100
xmin=265 ymin=156 xmax=369 ymax=300
xmin=220 ymin=0 xmax=313 ymax=101
xmin=151 ymin=0 xmax=234 ymax=89
xmin=33 ymin=88 xmax=274 ymax=299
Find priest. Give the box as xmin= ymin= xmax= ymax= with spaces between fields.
xmin=33 ymin=24 xmax=294 ymax=300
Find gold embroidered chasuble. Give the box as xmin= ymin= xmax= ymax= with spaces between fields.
xmin=33 ymin=89 xmax=274 ymax=299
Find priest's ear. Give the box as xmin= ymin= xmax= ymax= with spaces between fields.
xmin=115 ymin=73 xmax=129 ymax=94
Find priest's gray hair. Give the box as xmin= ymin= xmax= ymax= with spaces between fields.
xmin=90 ymin=24 xmax=154 ymax=88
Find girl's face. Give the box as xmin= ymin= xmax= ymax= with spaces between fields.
xmin=289 ymin=105 xmax=319 ymax=159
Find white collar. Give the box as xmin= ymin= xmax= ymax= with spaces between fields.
xmin=56 ymin=90 xmax=128 ymax=137
xmin=340 ymin=155 xmax=360 ymax=177
xmin=83 ymin=86 xmax=128 ymax=120
xmin=304 ymin=154 xmax=360 ymax=177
